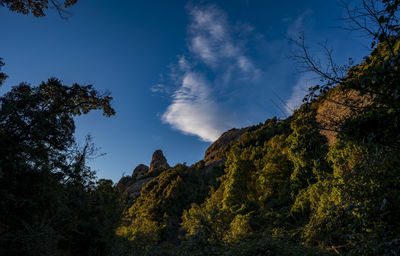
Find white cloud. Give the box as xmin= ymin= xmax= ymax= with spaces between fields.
xmin=162 ymin=72 xmax=228 ymax=142
xmin=187 ymin=4 xmax=260 ymax=77
xmin=150 ymin=83 xmax=167 ymax=93
xmin=156 ymin=4 xmax=365 ymax=143
xmin=191 ymin=36 xmax=217 ymax=64
xmin=161 ymin=4 xmax=261 ymax=142
xmin=284 ymin=9 xmax=321 ymax=115
xmin=237 ymin=56 xmax=253 ymax=73
xmin=190 ymin=5 xmax=227 ymax=40
xmin=285 ymin=74 xmax=315 ymax=114
xmin=178 ymin=55 xmax=191 ymax=71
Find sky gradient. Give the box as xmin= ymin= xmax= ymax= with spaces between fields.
xmin=0 ymin=0 xmax=369 ymax=181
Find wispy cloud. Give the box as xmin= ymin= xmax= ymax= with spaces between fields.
xmin=188 ymin=5 xmax=260 ymax=77
xmin=286 ymin=9 xmax=313 ymax=39
xmin=160 ymin=4 xmax=261 ymax=142
xmin=154 ymin=4 xmax=366 ymax=142
xmin=162 ymin=72 xmax=228 ymax=142
xmin=285 ymin=73 xmax=315 ymax=114
xmin=150 ymin=84 xmax=168 ymax=93
xmin=285 ymin=9 xmax=314 ymax=114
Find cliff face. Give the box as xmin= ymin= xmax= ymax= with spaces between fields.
xmin=315 ymin=87 xmax=372 ymax=146
xmin=203 ymin=128 xmax=248 ymax=166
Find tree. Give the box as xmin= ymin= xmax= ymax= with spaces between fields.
xmin=222 ymin=156 xmax=256 ymax=213
xmin=287 ymin=1 xmax=400 ymax=253
xmin=287 ymin=104 xmax=330 ymax=193
xmin=291 ymin=0 xmax=400 ymax=106
xmin=0 ymin=77 xmax=114 ymax=178
xmin=257 ymin=134 xmax=292 ymax=208
xmin=341 ymin=0 xmax=400 ymax=48
xmin=0 ymin=78 xmax=115 ymax=255
xmin=0 ymin=1 xmax=123 ymax=254
xmin=0 ymin=0 xmax=78 ymax=18
xmin=0 ymin=58 xmax=7 ymax=86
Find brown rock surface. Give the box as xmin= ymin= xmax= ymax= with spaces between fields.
xmin=149 ymin=150 xmax=170 ymax=172
xmin=117 ymin=150 xmax=170 ymax=200
xmin=126 ymin=177 xmax=153 ymax=198
xmin=132 ymin=164 xmax=149 ymax=180
xmin=316 ymin=87 xmax=372 ymax=146
xmin=204 ymin=128 xmax=248 ymax=166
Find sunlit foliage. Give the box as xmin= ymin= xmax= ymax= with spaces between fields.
xmin=2 ymin=0 xmax=400 ymax=255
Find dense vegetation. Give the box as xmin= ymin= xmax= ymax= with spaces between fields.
xmin=0 ymin=78 xmax=123 ymax=255
xmin=114 ymin=1 xmax=400 ymax=255
xmin=1 ymin=0 xmax=400 ymax=255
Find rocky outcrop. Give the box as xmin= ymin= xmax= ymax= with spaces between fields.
xmin=204 ymin=128 xmax=248 ymax=166
xmin=316 ymin=87 xmax=372 ymax=146
xmin=132 ymin=164 xmax=149 ymax=180
xmin=149 ymin=150 xmax=169 ymax=172
xmin=126 ymin=177 xmax=153 ymax=198
xmin=117 ymin=150 xmax=170 ymax=200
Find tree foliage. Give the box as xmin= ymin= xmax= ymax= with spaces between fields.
xmin=2 ymin=0 xmax=400 ymax=255
xmin=117 ymin=2 xmax=400 ymax=255
xmin=0 ymin=58 xmax=7 ymax=86
xmin=0 ymin=0 xmax=78 ymax=18
xmin=0 ymin=79 xmax=121 ymax=255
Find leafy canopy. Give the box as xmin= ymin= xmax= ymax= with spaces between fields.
xmin=0 ymin=0 xmax=78 ymax=17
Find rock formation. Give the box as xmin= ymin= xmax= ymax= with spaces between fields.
xmin=316 ymin=87 xmax=372 ymax=146
xmin=117 ymin=150 xmax=170 ymax=200
xmin=149 ymin=149 xmax=169 ymax=172
xmin=132 ymin=164 xmax=149 ymax=180
xmin=204 ymin=128 xmax=248 ymax=166
xmin=126 ymin=177 xmax=153 ymax=198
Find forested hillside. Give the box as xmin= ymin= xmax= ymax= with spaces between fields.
xmin=1 ymin=0 xmax=400 ymax=255
xmin=114 ymin=2 xmax=400 ymax=254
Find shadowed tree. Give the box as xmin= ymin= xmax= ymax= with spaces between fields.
xmin=0 ymin=58 xmax=7 ymax=86
xmin=0 ymin=78 xmax=116 ymax=255
xmin=0 ymin=0 xmax=77 ymax=18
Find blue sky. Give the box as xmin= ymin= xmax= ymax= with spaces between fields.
xmin=0 ymin=0 xmax=369 ymax=181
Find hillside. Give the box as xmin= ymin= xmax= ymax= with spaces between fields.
xmin=113 ymin=38 xmax=400 ymax=256
xmin=1 ymin=1 xmax=400 ymax=255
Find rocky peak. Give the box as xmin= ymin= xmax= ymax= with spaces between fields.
xmin=117 ymin=150 xmax=170 ymax=201
xmin=204 ymin=128 xmax=248 ymax=166
xmin=132 ymin=164 xmax=149 ymax=180
xmin=149 ymin=150 xmax=169 ymax=172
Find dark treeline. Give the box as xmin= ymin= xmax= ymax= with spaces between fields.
xmin=0 ymin=78 xmax=123 ymax=255
xmin=1 ymin=0 xmax=400 ymax=255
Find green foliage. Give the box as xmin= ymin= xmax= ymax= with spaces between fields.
xmin=0 ymin=0 xmax=78 ymax=17
xmin=3 ymin=1 xmax=400 ymax=255
xmin=257 ymin=134 xmax=292 ymax=207
xmin=0 ymin=79 xmax=121 ymax=255
xmin=117 ymin=164 xmax=211 ymax=249
xmin=180 ymin=118 xmax=296 ymax=249
xmin=176 ymin=35 xmax=400 ymax=255
xmin=222 ymin=157 xmax=256 ymax=212
xmin=292 ymin=137 xmax=400 ymax=255
xmin=181 ymin=186 xmax=230 ymax=245
xmin=223 ymin=212 xmax=253 ymax=244
xmin=287 ymin=104 xmax=330 ymax=193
